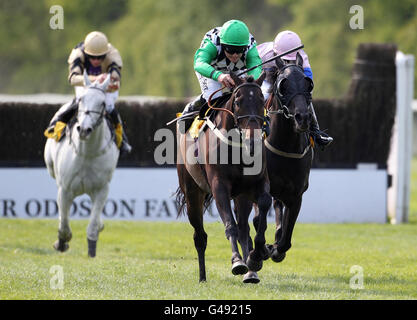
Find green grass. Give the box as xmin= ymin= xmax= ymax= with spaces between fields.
xmin=0 ymin=219 xmax=416 ymax=300
xmin=0 ymin=157 xmax=416 ymax=300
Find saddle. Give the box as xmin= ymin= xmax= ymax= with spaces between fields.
xmin=186 ymin=93 xmax=232 ymax=139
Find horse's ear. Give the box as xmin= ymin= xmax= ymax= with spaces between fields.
xmin=230 ymin=72 xmax=243 ymax=86
xmin=256 ymin=70 xmax=266 ymax=86
xmin=83 ymin=69 xmax=91 ymax=87
xmin=275 ymin=57 xmax=285 ymax=70
xmin=100 ymin=73 xmax=111 ymax=91
xmin=296 ymin=52 xmax=303 ymax=68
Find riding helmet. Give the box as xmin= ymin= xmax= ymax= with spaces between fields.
xmin=219 ymin=20 xmax=250 ymax=47
xmin=84 ymin=31 xmax=110 ymax=56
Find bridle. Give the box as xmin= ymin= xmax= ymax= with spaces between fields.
xmin=264 ymin=64 xmax=314 ymax=159
xmin=207 ymin=81 xmax=265 ymax=131
xmin=77 ymin=86 xmax=107 ymax=132
xmin=71 ymin=86 xmax=113 ymax=157
xmin=266 ymin=64 xmax=312 ymax=120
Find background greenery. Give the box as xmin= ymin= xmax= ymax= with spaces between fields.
xmin=1 ymin=0 xmax=416 ymax=99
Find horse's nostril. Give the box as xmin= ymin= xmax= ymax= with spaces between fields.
xmin=76 ymin=126 xmax=80 ymax=132
xmin=295 ymin=114 xmax=302 ymax=124
xmin=86 ymin=128 xmax=92 ymax=134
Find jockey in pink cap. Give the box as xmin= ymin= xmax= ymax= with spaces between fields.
xmin=257 ymin=30 xmax=333 ymax=148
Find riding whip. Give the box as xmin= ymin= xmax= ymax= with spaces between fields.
xmin=236 ymin=44 xmax=304 ymax=77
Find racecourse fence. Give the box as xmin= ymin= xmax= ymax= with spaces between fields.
xmin=0 ymin=43 xmax=397 ymax=169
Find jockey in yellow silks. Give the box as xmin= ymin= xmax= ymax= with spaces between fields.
xmin=44 ymin=31 xmax=131 ymax=154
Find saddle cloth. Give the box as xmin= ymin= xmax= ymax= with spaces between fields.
xmin=44 ymin=116 xmax=122 ymax=148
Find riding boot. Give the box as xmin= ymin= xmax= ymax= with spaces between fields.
xmin=44 ymin=99 xmax=79 ymax=141
xmin=179 ymin=94 xmax=206 ymax=134
xmin=46 ymin=98 xmax=78 ymax=134
xmin=309 ymin=103 xmax=333 ymax=149
xmin=108 ymin=108 xmax=132 ymax=155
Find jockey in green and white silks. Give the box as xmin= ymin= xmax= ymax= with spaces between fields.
xmin=182 ymin=20 xmax=263 ymax=115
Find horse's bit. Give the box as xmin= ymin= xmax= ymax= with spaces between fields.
xmin=208 ymin=82 xmax=265 ymax=130
xmin=205 ymin=81 xmax=265 ymax=148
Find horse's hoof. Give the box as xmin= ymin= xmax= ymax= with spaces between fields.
xmin=271 ymin=249 xmax=286 ymax=263
xmin=243 ymin=271 xmax=260 ymax=284
xmin=231 ymin=260 xmax=249 ymax=275
xmin=246 ymin=256 xmax=263 ymax=272
xmin=53 ymin=239 xmax=69 ymax=252
xmin=262 ymin=245 xmax=271 ymax=260
xmin=87 ymin=239 xmax=97 ymax=258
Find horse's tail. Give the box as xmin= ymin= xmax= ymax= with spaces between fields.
xmin=203 ymin=193 xmax=213 ymax=214
xmin=175 ymin=187 xmax=213 ymax=218
xmin=175 ymin=186 xmax=186 ymax=217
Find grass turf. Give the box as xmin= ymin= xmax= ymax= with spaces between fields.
xmin=0 ymin=219 xmax=416 ymax=300
xmin=1 ymin=157 xmax=416 ymax=300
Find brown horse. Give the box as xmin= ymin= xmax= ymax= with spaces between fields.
xmin=176 ymin=72 xmax=272 ymax=283
xmin=253 ymin=53 xmax=314 ymax=263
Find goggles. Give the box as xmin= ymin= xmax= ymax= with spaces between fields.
xmin=86 ymin=54 xmax=106 ymax=61
xmin=223 ymin=44 xmax=246 ymax=55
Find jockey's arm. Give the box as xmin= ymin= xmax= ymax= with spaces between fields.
xmin=68 ymin=47 xmax=93 ymax=87
xmin=194 ymin=39 xmax=222 ymax=81
xmin=245 ymin=45 xmax=263 ymax=79
xmin=106 ymin=65 xmax=121 ymax=92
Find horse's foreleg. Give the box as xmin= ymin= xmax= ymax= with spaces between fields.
xmin=247 ymin=192 xmax=271 ymax=272
xmin=274 ymin=198 xmax=302 ymax=260
xmin=234 ymin=196 xmax=253 ymax=271
xmin=270 ymin=198 xmax=287 ymax=263
xmin=87 ymin=185 xmax=109 ymax=258
xmin=212 ymin=181 xmax=244 ymax=275
xmin=54 ymin=187 xmax=73 ymax=252
xmin=274 ymin=199 xmax=284 ymax=243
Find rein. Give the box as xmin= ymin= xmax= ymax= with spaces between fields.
xmin=205 ymin=81 xmax=265 ymax=148
xmin=266 ymin=91 xmax=294 ymax=119
xmin=264 ymin=71 xmax=313 ymax=159
xmin=207 ymin=82 xmax=265 ymax=128
xmin=70 ymin=88 xmax=114 ymax=158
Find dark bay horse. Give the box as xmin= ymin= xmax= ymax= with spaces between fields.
xmin=176 ymin=73 xmax=272 ymax=283
xmin=253 ymin=52 xmax=314 ymax=263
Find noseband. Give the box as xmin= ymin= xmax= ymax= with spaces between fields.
xmin=208 ymin=82 xmax=265 ymax=130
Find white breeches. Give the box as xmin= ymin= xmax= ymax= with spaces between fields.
xmin=261 ymin=79 xmax=272 ymax=101
xmin=196 ymin=72 xmax=230 ymax=101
